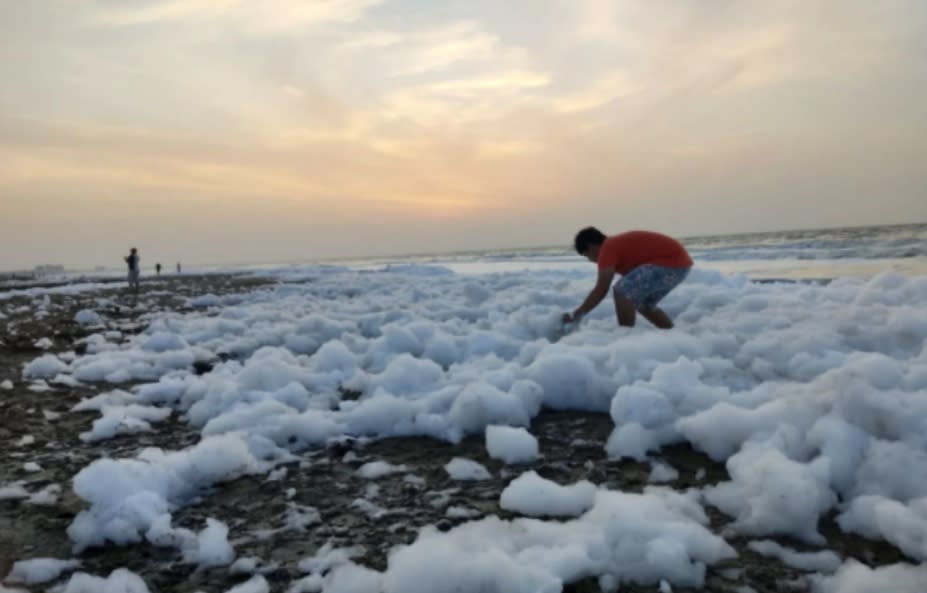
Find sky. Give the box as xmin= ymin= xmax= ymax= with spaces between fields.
xmin=2 ymin=0 xmax=926 ymax=270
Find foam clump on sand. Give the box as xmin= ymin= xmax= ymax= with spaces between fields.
xmin=746 ymin=540 xmax=840 ymax=573
xmin=188 ymin=293 xmax=221 ymax=308
xmin=21 ymin=267 xmax=927 ymax=561
xmin=810 ymin=559 xmax=927 ymax=593
xmin=0 ymin=481 xmax=30 ymax=500
xmin=225 ymin=575 xmax=270 ymax=593
xmin=485 ymin=425 xmax=538 ymax=464
xmin=79 ymin=404 xmax=171 ymax=442
xmin=73 ymin=309 xmax=102 ymax=326
xmin=288 ymin=544 xmax=375 ymax=593
xmin=22 ymin=354 xmax=68 ymax=380
xmin=649 ymin=462 xmax=679 ymax=483
xmin=703 ymin=438 xmax=836 ymax=543
xmin=836 ymin=495 xmax=927 ymax=561
xmin=381 ymin=487 xmax=734 ymax=591
xmin=5 ymin=558 xmax=81 ymax=584
xmin=67 ymin=435 xmax=259 ymax=551
xmin=357 ymin=461 xmax=407 ymax=479
xmin=297 ymin=542 xmax=366 ymax=575
xmin=49 ymin=568 xmax=150 ymax=593
xmin=447 ymin=379 xmax=542 ymax=435
xmin=444 ymin=457 xmax=492 ymax=481
xmin=183 ymin=519 xmax=235 ymax=567
xmin=141 ymin=331 xmax=190 ymax=353
xmin=499 ymin=471 xmax=595 ymax=517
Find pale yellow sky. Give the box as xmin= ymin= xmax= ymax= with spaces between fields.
xmin=2 ymin=0 xmax=926 ymax=270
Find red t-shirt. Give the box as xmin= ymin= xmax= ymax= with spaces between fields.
xmin=597 ymin=231 xmax=693 ymax=275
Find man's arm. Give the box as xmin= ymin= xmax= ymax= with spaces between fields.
xmin=564 ymin=267 xmax=615 ymax=322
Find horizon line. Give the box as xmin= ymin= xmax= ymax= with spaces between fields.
xmin=2 ymin=220 xmax=923 ymax=275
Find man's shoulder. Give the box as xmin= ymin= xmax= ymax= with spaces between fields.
xmin=605 ymin=231 xmax=640 ymax=246
xmin=610 ymin=230 xmax=678 ymax=245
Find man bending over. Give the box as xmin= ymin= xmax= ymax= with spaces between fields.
xmin=562 ymin=228 xmax=692 ymax=329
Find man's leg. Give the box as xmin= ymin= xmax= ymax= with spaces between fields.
xmin=639 ymin=307 xmax=673 ymax=329
xmin=613 ymin=266 xmax=654 ymax=327
xmin=614 ymin=265 xmax=689 ymax=330
xmin=637 ymin=266 xmax=689 ymax=329
xmin=613 ymin=292 xmax=636 ymax=327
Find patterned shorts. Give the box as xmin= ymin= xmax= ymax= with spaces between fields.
xmin=613 ymin=265 xmax=690 ymax=310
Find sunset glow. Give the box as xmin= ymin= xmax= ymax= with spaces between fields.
xmin=2 ymin=1 xmax=925 ymax=269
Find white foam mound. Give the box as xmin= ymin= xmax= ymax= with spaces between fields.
xmin=357 ymin=461 xmax=407 ymax=479
xmin=74 ymin=309 xmax=102 ymax=326
xmin=297 ymin=542 xmax=367 ymax=575
xmin=747 ymin=540 xmax=841 ymax=573
xmin=23 ymin=355 xmax=68 ymax=380
xmin=836 ymin=495 xmax=927 ymax=561
xmin=704 ymin=437 xmax=836 ymax=543
xmin=486 ymin=425 xmax=538 ymax=464
xmin=50 ymin=568 xmax=150 ymax=593
xmin=500 ymin=471 xmax=595 ymax=517
xmin=224 ymin=575 xmax=270 ymax=593
xmin=79 ymin=405 xmax=171 ymax=442
xmin=649 ymin=462 xmax=679 ymax=483
xmin=67 ymin=435 xmax=259 ymax=550
xmin=445 ymin=457 xmax=492 ymax=481
xmin=5 ymin=558 xmax=80 ymax=584
xmin=189 ymin=294 xmax=221 ymax=308
xmin=28 ymin=266 xmax=927 ymax=556
xmin=184 ymin=518 xmax=235 ymax=567
xmin=0 ymin=482 xmax=30 ymax=501
xmin=810 ymin=559 xmax=927 ymax=593
xmin=141 ymin=332 xmax=190 ymax=353
xmin=317 ymin=563 xmax=381 ymax=593
xmin=382 ymin=487 xmax=735 ymax=591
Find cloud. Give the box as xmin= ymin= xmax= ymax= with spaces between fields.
xmin=551 ymin=70 xmax=642 ymax=113
xmin=386 ymin=21 xmax=509 ymax=76
xmin=95 ymin=0 xmax=384 ymax=32
xmin=1 ymin=1 xmax=926 ymax=268
xmin=425 ymin=70 xmax=550 ymax=94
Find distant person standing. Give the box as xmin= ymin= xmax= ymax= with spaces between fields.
xmin=125 ymin=247 xmax=141 ymax=293
xmin=155 ymin=262 xmax=162 ymax=276
xmin=176 ymin=262 xmax=182 ymax=274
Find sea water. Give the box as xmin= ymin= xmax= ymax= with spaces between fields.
xmin=319 ymin=223 xmax=927 ymax=280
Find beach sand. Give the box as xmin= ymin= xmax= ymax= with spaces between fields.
xmin=0 ymin=274 xmax=907 ymax=592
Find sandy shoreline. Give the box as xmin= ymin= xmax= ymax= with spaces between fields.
xmin=0 ymin=273 xmax=911 ymax=592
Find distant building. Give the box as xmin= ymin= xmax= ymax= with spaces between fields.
xmin=33 ymin=265 xmax=65 ymax=277
xmin=0 ymin=270 xmax=34 ymax=281
xmin=0 ymin=265 xmax=66 ymax=283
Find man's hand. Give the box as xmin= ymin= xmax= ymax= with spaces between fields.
xmin=565 ymin=267 xmax=615 ymax=325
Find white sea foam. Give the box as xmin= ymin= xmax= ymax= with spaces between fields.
xmin=12 ymin=251 xmax=927 ymax=589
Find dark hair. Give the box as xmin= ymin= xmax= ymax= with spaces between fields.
xmin=574 ymin=227 xmax=606 ymax=254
